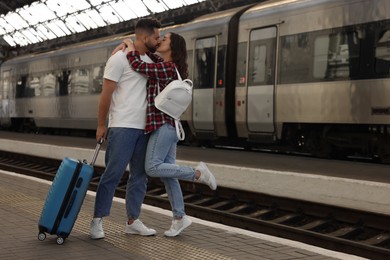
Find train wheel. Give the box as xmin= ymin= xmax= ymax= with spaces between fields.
xmin=378 ymin=144 xmax=390 ymax=164
xmin=300 ymin=129 xmax=331 ymax=158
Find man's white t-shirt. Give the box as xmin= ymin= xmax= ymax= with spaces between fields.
xmin=103 ymin=51 xmax=153 ymax=129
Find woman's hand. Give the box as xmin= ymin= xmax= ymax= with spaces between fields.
xmin=111 ymin=42 xmax=127 ymax=56
xmin=123 ymin=39 xmax=135 ymax=51
xmin=111 ymin=38 xmax=134 ymax=55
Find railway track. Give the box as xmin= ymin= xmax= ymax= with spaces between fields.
xmin=0 ymin=150 xmax=389 ymax=259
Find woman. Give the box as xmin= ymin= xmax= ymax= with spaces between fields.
xmin=122 ymin=32 xmax=217 ymax=237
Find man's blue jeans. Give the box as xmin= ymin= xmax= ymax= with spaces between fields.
xmin=94 ymin=127 xmax=149 ymax=219
xmin=145 ymin=123 xmax=195 ymax=218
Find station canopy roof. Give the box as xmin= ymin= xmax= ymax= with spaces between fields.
xmin=0 ymin=0 xmax=205 ymax=47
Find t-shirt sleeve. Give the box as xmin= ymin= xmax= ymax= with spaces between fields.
xmin=127 ymin=51 xmax=175 ymax=81
xmin=103 ymin=51 xmax=125 ymax=82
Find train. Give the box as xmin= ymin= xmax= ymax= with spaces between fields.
xmin=1 ymin=0 xmax=390 ymax=161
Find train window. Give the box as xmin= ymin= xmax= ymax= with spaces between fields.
xmin=193 ymin=37 xmax=216 ymax=89
xmin=376 ymin=30 xmax=390 ymax=61
xmin=279 ymin=33 xmax=312 ymax=84
xmin=281 ymin=28 xmax=360 ymax=83
xmin=43 ymin=73 xmax=56 ymax=96
xmin=375 ymin=29 xmax=390 ymax=76
xmin=57 ymin=70 xmax=71 ymax=96
xmin=314 ymin=32 xmax=360 ymax=80
xmin=15 ymin=75 xmax=28 ymax=98
xmin=236 ymin=42 xmax=247 ymax=87
xmin=248 ymin=27 xmax=276 ymax=86
xmin=251 ymin=45 xmax=266 ymax=83
xmin=313 ymin=35 xmax=329 ymax=79
xmin=92 ymin=66 xmax=104 ymax=93
xmin=30 ymin=76 xmax=42 ymax=97
xmin=73 ymin=68 xmax=90 ymax=94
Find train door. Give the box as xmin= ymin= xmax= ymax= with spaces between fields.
xmin=246 ymin=26 xmax=277 ymax=133
xmin=192 ymin=37 xmax=217 ymax=131
xmin=0 ymin=70 xmax=11 ymax=125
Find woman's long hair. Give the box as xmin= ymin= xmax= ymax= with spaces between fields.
xmin=170 ymin=32 xmax=188 ymax=79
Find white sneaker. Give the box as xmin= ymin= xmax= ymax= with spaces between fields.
xmin=196 ymin=162 xmax=217 ymax=190
xmin=124 ymin=219 xmax=156 ymax=236
xmin=164 ymin=216 xmax=192 ymax=237
xmin=90 ymin=218 xmax=105 ymax=239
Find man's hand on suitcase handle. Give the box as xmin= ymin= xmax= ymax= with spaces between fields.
xmin=96 ymin=125 xmax=107 ymax=143
xmin=98 ymin=138 xmax=104 ymax=145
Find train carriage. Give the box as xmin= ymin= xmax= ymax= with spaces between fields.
xmin=1 ymin=0 xmax=390 ymax=161
xmin=0 ymin=38 xmax=118 ymax=131
xmin=235 ymin=0 xmax=390 ymax=158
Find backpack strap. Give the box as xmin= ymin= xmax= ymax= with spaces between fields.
xmin=157 ymin=66 xmax=181 ymax=95
xmin=174 ymin=119 xmax=185 ymax=141
xmin=174 ymin=66 xmax=182 ymax=80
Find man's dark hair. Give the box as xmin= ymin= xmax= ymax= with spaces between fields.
xmin=135 ymin=19 xmax=161 ymax=35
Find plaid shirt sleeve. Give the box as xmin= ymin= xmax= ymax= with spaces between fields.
xmin=147 ymin=51 xmax=164 ymax=63
xmin=127 ymin=51 xmax=175 ymax=82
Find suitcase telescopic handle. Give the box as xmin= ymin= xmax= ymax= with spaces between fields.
xmin=90 ymin=138 xmax=104 ymax=166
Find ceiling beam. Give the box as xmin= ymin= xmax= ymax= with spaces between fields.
xmin=3 ymin=0 xmax=261 ymax=59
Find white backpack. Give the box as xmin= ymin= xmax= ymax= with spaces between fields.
xmin=154 ymin=67 xmax=193 ymax=140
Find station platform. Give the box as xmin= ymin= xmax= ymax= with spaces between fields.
xmin=1 ymin=170 xmax=365 ymax=260
xmin=0 ymin=131 xmax=389 ymax=216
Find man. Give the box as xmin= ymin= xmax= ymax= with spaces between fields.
xmin=90 ymin=18 xmax=161 ymax=239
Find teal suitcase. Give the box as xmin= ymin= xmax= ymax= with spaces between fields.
xmin=37 ymin=141 xmax=102 ymax=245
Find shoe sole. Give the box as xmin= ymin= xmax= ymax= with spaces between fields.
xmin=90 ymin=235 xmax=105 ymax=240
xmin=124 ymin=231 xmax=156 ymax=236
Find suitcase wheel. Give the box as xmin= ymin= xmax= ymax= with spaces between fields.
xmin=38 ymin=232 xmax=46 ymax=241
xmin=56 ymin=237 xmax=65 ymax=245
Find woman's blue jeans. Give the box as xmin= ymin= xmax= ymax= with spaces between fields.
xmin=145 ymin=123 xmax=195 ymax=218
xmin=94 ymin=127 xmax=149 ymax=219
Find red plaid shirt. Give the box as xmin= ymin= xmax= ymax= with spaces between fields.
xmin=127 ymin=50 xmax=176 ymax=134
